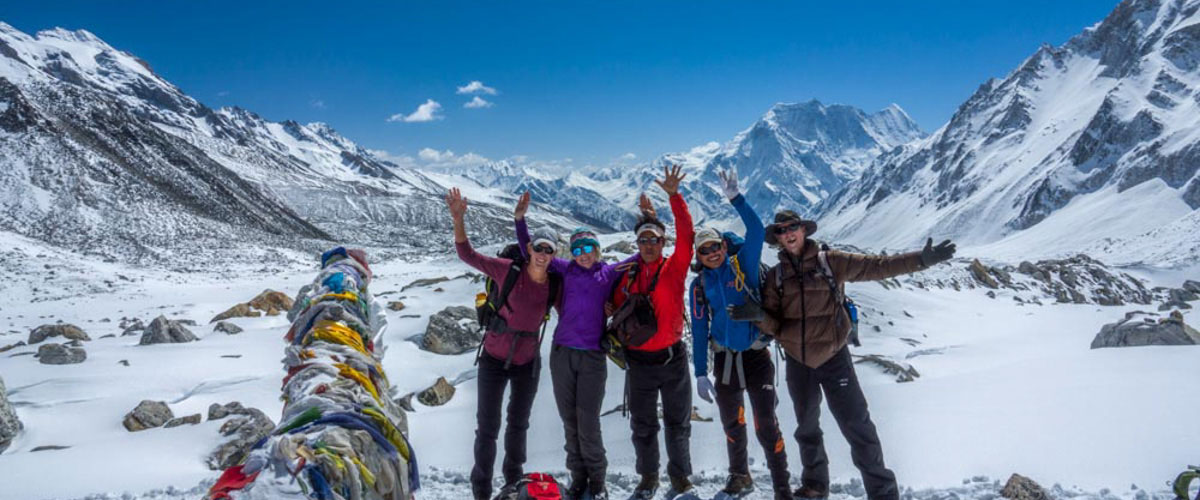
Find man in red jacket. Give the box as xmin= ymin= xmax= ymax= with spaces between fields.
xmin=610 ymin=164 xmax=696 ymax=498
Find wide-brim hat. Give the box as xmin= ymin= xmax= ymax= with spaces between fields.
xmin=764 ymin=210 xmax=817 ymax=246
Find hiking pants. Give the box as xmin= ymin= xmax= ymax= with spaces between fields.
xmin=714 ymin=348 xmax=790 ymax=490
xmin=471 ymin=352 xmax=540 ymax=499
xmin=785 ymin=346 xmax=898 ymax=500
xmin=550 ymin=344 xmax=608 ymax=487
xmin=626 ymin=342 xmax=693 ymax=480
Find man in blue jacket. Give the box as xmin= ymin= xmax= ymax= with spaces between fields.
xmin=689 ymin=169 xmax=790 ymax=499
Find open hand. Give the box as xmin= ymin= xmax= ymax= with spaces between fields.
xmin=718 ymin=168 xmax=739 ymax=200
xmin=514 ymin=191 xmax=530 ymax=220
xmin=638 ymin=193 xmax=657 ymax=218
xmin=446 ymin=188 xmax=468 ymax=220
xmin=655 ymin=164 xmax=686 ymax=196
xmin=920 ymin=238 xmax=956 ymax=267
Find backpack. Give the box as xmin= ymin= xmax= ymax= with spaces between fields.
xmin=474 ymin=244 xmax=562 ymax=369
xmin=495 ymin=473 xmax=563 ymax=500
xmin=774 ymin=242 xmax=861 ymax=347
xmin=607 ymin=261 xmax=662 ymax=348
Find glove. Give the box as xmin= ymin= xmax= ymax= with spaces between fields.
xmin=695 ymin=376 xmax=715 ymax=404
xmin=920 ymin=237 xmax=956 ymax=267
xmin=718 ymin=168 xmax=740 ymax=200
xmin=727 ymin=301 xmax=765 ymax=322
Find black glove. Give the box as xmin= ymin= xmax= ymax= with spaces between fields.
xmin=920 ymin=237 xmax=956 ymax=267
xmin=727 ymin=301 xmax=766 ymax=322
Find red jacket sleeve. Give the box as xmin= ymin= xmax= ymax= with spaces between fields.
xmin=662 ymin=193 xmax=694 ymax=282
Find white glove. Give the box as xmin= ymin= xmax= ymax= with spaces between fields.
xmin=718 ymin=169 xmax=740 ymax=200
xmin=696 ymin=376 xmax=715 ymax=403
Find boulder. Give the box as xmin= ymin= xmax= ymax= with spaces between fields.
xmin=1091 ymin=311 xmax=1199 ymax=348
xmin=247 ymin=290 xmax=293 ymax=316
xmin=402 ymin=276 xmax=451 ymax=292
xmin=603 ymin=240 xmax=637 ymax=255
xmin=122 ymin=400 xmax=174 ymax=431
xmin=30 ymin=445 xmax=69 ymax=452
xmin=969 ymin=259 xmax=999 ymax=289
xmin=1017 ymin=261 xmax=1038 ymax=275
xmin=387 ymin=301 xmax=406 ymax=312
xmin=1169 ymin=288 xmax=1198 ymax=303
xmin=210 ymin=303 xmax=261 ymax=323
xmin=213 ymin=321 xmax=243 ymax=335
xmin=1183 ymin=280 xmax=1200 ymax=294
xmin=417 ymin=377 xmax=456 ymax=407
xmin=121 ymin=318 xmax=146 ymax=336
xmin=139 ymin=315 xmax=197 ymax=345
xmin=1159 ymin=301 xmax=1193 ymax=311
xmin=420 ymin=306 xmax=483 ymax=355
xmin=36 ymin=343 xmax=87 ymax=365
xmin=28 ymin=324 xmax=90 ymax=344
xmin=207 ymin=401 xmax=249 ymax=420
xmin=164 ymin=414 xmax=202 ymax=428
xmin=1000 ymin=473 xmax=1050 ymax=500
xmin=0 ymin=341 xmax=26 ymax=353
xmin=206 ymin=407 xmax=275 ymax=470
xmin=0 ymin=376 xmax=22 ymax=453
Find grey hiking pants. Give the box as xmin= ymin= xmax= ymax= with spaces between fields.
xmin=550 ymin=344 xmax=609 ymax=487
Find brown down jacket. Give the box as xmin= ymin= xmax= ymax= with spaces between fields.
xmin=758 ymin=239 xmax=927 ymax=369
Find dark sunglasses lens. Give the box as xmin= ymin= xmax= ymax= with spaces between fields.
xmin=775 ymin=223 xmax=801 ymax=235
xmin=637 ymin=237 xmax=660 ymax=245
xmin=535 ymin=245 xmax=555 ymax=254
xmin=699 ymin=244 xmax=721 ymax=255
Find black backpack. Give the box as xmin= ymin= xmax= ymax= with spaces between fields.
xmin=475 ymin=244 xmax=562 ymax=368
xmin=607 ymin=261 xmax=662 ymax=348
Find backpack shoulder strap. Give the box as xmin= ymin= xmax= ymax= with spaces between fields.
xmin=692 ymin=275 xmax=710 ymax=319
xmin=544 ymin=272 xmax=562 ymax=320
xmin=495 ymin=260 xmax=523 ymax=313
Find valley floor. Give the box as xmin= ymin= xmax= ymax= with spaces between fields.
xmin=0 ymin=235 xmax=1195 ymax=500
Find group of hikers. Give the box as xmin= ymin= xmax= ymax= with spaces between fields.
xmin=446 ymin=165 xmax=957 ymax=500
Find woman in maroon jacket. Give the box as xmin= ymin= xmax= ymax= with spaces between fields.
xmin=446 ymin=187 xmax=560 ymax=500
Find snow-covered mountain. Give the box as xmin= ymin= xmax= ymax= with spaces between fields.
xmin=0 ymin=23 xmax=577 ymax=264
xmin=469 ymin=100 xmax=924 ymax=231
xmin=818 ymin=0 xmax=1200 ymax=267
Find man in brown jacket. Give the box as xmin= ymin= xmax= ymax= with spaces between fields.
xmin=753 ymin=210 xmax=955 ymax=500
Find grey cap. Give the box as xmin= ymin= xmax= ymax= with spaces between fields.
xmin=531 ymin=228 xmax=559 ymax=251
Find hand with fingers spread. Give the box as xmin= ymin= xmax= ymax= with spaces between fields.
xmin=920 ymin=237 xmax=957 ymax=267
xmin=514 ymin=191 xmax=530 ymax=220
xmin=446 ymin=187 xmax=468 ymax=220
xmin=638 ymin=193 xmax=657 ymax=218
xmin=655 ymin=164 xmax=686 ymax=196
xmin=718 ymin=168 xmax=740 ymax=200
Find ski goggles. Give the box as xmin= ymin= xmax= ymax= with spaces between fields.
xmin=697 ymin=242 xmax=723 ymax=256
xmin=532 ymin=244 xmax=556 ymax=255
xmin=571 ymin=245 xmax=595 ymax=256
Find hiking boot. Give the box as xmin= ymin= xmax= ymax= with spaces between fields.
xmin=793 ymin=485 xmax=829 ymax=500
xmin=721 ymin=473 xmax=755 ymax=496
xmin=564 ymin=476 xmax=588 ymax=500
xmin=589 ymin=487 xmax=609 ymax=500
xmin=774 ymin=486 xmax=795 ymax=500
xmin=669 ymin=474 xmax=695 ymax=494
xmin=632 ymin=473 xmax=659 ymax=499
xmin=492 ymin=481 xmax=519 ymax=500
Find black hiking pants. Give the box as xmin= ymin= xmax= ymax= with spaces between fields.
xmin=626 ymin=341 xmax=693 ymax=480
xmin=550 ymin=344 xmax=608 ymax=489
xmin=785 ymin=346 xmax=898 ymax=500
xmin=471 ymin=352 xmax=540 ymax=499
xmin=714 ymin=348 xmax=790 ymax=490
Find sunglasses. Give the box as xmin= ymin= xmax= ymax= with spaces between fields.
xmin=571 ymin=244 xmax=595 ymax=257
xmin=773 ymin=223 xmax=803 ymax=235
xmin=636 ymin=237 xmax=663 ymax=246
xmin=532 ymin=244 xmax=556 ymax=255
xmin=698 ymin=243 xmax=722 ymax=256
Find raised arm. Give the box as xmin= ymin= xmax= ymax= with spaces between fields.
xmin=448 ymin=187 xmax=507 ymax=278
xmin=514 ymin=192 xmax=568 ymax=272
xmin=658 ymin=165 xmax=694 ymax=276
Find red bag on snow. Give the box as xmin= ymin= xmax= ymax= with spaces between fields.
xmin=504 ymin=472 xmax=562 ymax=500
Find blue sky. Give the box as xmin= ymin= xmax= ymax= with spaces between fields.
xmin=4 ymin=1 xmax=1117 ymax=168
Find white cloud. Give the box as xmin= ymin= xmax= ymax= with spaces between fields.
xmin=463 ymin=96 xmax=494 ymax=109
xmin=619 ymin=152 xmax=637 ymax=161
xmin=216 ymin=90 xmax=230 ymax=97
xmin=456 ymin=80 xmax=498 ymax=95
xmin=310 ymin=99 xmax=326 ymax=109
xmin=416 ymin=148 xmax=490 ymax=168
xmin=388 ymin=99 xmax=443 ymax=123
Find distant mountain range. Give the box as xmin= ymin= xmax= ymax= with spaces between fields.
xmin=2 ymin=0 xmax=1198 ymax=268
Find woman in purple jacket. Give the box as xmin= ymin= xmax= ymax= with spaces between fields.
xmin=514 ymin=192 xmax=636 ymax=500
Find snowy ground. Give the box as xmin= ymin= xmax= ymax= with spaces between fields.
xmin=0 ymin=233 xmax=1196 ymax=500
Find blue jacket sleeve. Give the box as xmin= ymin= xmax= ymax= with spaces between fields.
xmin=732 ymin=194 xmax=765 ymax=290
xmin=689 ymin=276 xmax=710 ymax=377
